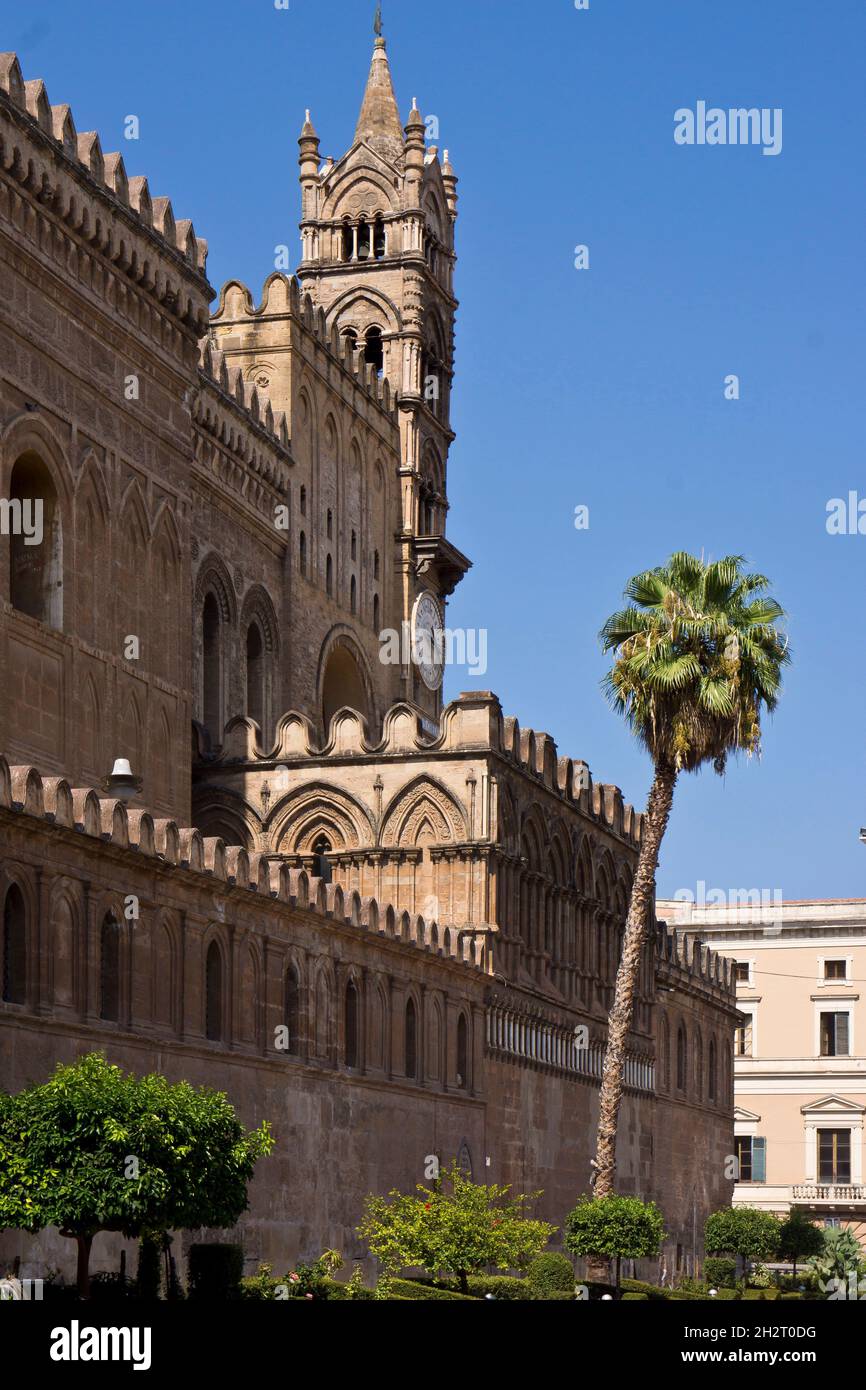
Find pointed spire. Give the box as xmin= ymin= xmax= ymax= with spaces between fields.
xmin=354 ymin=35 xmax=404 ymax=163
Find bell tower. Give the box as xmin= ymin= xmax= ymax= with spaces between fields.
xmin=297 ymin=23 xmax=470 ymax=712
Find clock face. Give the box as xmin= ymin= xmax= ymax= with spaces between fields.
xmin=412 ymin=591 xmax=444 ymax=691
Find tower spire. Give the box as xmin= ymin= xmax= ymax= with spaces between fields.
xmin=354 ymin=19 xmax=404 ymax=163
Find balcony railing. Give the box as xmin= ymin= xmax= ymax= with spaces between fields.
xmin=792 ymin=1184 xmax=866 ymax=1204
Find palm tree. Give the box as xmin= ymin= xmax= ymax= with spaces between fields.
xmin=592 ymin=552 xmax=789 ymax=1198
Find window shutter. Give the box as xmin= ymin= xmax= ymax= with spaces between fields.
xmin=752 ymin=1137 xmax=766 ymax=1183
xmin=837 ymin=1013 xmax=850 ymax=1056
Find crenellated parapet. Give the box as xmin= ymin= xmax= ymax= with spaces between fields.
xmin=210 ymin=271 xmax=399 ymax=425
xmin=0 ymin=754 xmax=487 ymax=974
xmin=0 ymin=52 xmax=212 ymax=344
xmin=655 ymin=917 xmax=736 ymax=999
xmin=193 ymin=339 xmax=293 ymax=512
xmin=210 ymin=692 xmax=643 ymax=849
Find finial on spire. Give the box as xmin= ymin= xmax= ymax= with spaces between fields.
xmin=374 ymin=2 xmax=383 ymax=38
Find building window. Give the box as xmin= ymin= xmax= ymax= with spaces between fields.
xmin=660 ymin=1017 xmax=670 ymax=1092
xmin=735 ymin=961 xmax=751 ymax=984
xmin=373 ymin=549 xmax=380 ymax=580
xmin=326 ymin=509 xmax=333 ymax=540
xmin=245 ymin=622 xmax=264 ymax=730
xmin=676 ymin=1025 xmax=687 ymax=1091
xmin=736 ymin=1135 xmax=766 ymax=1183
xmin=373 ymin=593 xmax=380 ymax=633
xmin=708 ymin=1038 xmax=717 ymax=1101
xmin=357 ymin=219 xmax=371 ymax=261
xmin=9 ymin=452 xmax=63 ymax=630
xmin=364 ymin=327 xmax=383 ymax=375
xmin=405 ymin=997 xmax=417 ymax=1079
xmin=735 ymin=1014 xmax=754 ymax=1057
xmin=205 ymin=941 xmax=223 ymax=1041
xmin=373 ymin=215 xmax=386 ymax=259
xmin=342 ymin=327 xmax=358 ymax=357
xmin=2 ymin=883 xmax=27 ymax=1004
xmin=284 ymin=966 xmax=300 ymax=1056
xmin=312 ymin=836 xmax=332 ymax=883
xmin=341 ymin=222 xmax=353 ymax=262
xmin=100 ymin=916 xmax=120 ymax=1022
xmin=350 ymin=575 xmax=357 ymax=615
xmin=326 ymin=554 xmax=333 ymax=597
xmin=818 ymin=1129 xmax=851 ymax=1184
xmin=820 ymin=1012 xmax=850 ymax=1057
xmin=350 ymin=530 xmax=357 ymax=561
xmin=300 ymin=485 xmax=307 ymax=517
xmin=456 ymin=1013 xmax=468 ymax=1089
xmin=345 ymin=981 xmax=359 ymax=1068
xmin=299 ymin=531 xmax=307 ymax=576
xmin=824 ymin=959 xmax=847 ymax=981
xmin=202 ymin=592 xmax=221 ymax=740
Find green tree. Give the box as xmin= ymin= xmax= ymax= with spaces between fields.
xmin=593 ymin=554 xmax=789 ymax=1197
xmin=704 ymin=1207 xmax=781 ymax=1277
xmin=565 ymin=1194 xmax=665 ymax=1297
xmin=357 ymin=1161 xmax=555 ymax=1294
xmin=808 ymin=1227 xmax=865 ymax=1297
xmin=778 ymin=1208 xmax=824 ymax=1280
xmin=0 ymin=1052 xmax=273 ymax=1297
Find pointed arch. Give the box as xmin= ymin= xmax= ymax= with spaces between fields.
xmin=380 ymin=775 xmax=469 ymax=848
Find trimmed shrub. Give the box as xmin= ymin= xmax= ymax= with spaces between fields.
xmin=465 ymin=1275 xmax=532 ymax=1300
xmin=89 ymin=1272 xmax=134 ymax=1301
xmin=389 ymin=1278 xmax=476 ymax=1301
xmin=187 ymin=1243 xmax=244 ymax=1301
xmin=622 ymin=1292 xmax=649 ymax=1300
xmin=704 ymin=1257 xmax=737 ymax=1289
xmin=620 ymin=1278 xmax=669 ymax=1301
xmin=527 ymin=1252 xmax=575 ymax=1296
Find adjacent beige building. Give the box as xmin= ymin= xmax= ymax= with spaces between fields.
xmin=659 ymin=898 xmax=866 ymax=1245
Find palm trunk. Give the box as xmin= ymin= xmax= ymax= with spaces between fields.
xmin=593 ymin=760 xmax=677 ymax=1199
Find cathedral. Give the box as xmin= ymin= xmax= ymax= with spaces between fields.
xmin=0 ymin=31 xmax=739 ymax=1281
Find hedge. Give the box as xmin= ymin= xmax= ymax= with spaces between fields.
xmin=389 ymin=1279 xmax=476 ymax=1301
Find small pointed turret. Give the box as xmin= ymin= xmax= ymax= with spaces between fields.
xmin=354 ymin=36 xmax=404 ymax=163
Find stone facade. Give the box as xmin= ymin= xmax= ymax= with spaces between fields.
xmin=0 ymin=36 xmax=738 ymax=1285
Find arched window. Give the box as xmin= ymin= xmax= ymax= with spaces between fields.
xmin=284 ymin=965 xmax=300 ymax=1056
xmin=350 ymin=575 xmax=357 ymax=615
xmin=9 ymin=452 xmax=63 ymax=629
xmin=205 ymin=941 xmax=222 ymax=1041
xmin=326 ymin=509 xmax=333 ymax=540
xmin=299 ymin=531 xmax=307 ymax=576
xmin=351 ymin=530 xmax=357 ymax=561
xmin=312 ymin=836 xmax=332 ymax=883
xmin=342 ymin=328 xmax=358 ymax=357
xmin=373 ymin=550 xmax=380 ymax=580
xmin=100 ymin=915 xmax=120 ymax=1022
xmin=373 ymin=593 xmax=380 ymax=633
xmin=708 ymin=1037 xmax=717 ymax=1101
xmin=245 ymin=622 xmax=264 ymax=729
xmin=373 ymin=215 xmax=386 ymax=260
xmin=357 ymin=219 xmax=370 ymax=260
xmin=456 ymin=1012 xmax=468 ymax=1089
xmin=202 ymin=592 xmax=221 ymax=740
xmin=341 ymin=222 xmax=353 ymax=263
xmin=326 ymin=554 xmax=333 ymax=597
xmin=2 ymin=884 xmax=26 ymax=1004
xmin=405 ymin=997 xmax=417 ymax=1080
xmin=345 ymin=980 xmax=359 ymax=1068
xmin=364 ymin=327 xmax=383 ymax=375
xmin=676 ymin=1024 xmax=687 ymax=1092
xmin=300 ymin=485 xmax=307 ymax=516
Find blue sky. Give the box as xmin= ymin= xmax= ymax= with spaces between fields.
xmin=7 ymin=0 xmax=865 ymax=900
